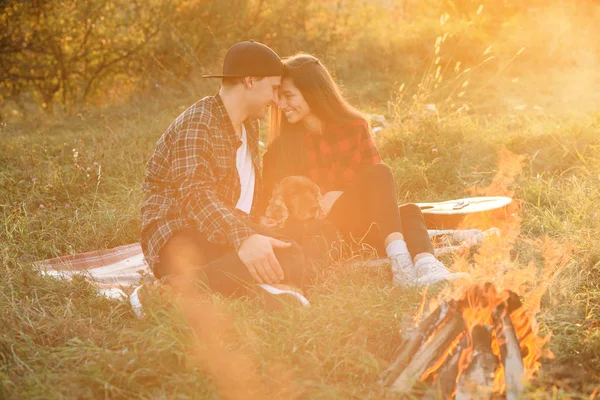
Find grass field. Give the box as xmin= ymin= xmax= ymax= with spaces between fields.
xmin=1 ymin=81 xmax=599 ymax=398
xmin=2 ymin=1 xmax=600 ymax=397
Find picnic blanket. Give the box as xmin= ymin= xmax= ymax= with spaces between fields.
xmin=36 ymin=228 xmax=499 ymax=299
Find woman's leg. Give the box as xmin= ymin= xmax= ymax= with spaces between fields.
xmin=327 ymin=164 xmax=471 ymax=286
xmin=398 ymin=202 xmax=471 ymax=285
xmin=327 ymin=164 xmax=402 ymax=253
xmin=399 ymin=203 xmax=435 ymax=258
xmin=326 ymin=164 xmax=419 ymax=286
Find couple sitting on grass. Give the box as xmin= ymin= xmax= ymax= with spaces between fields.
xmin=140 ymin=40 xmax=470 ymax=309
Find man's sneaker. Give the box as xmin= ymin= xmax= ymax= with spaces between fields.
xmin=129 ymin=277 xmax=172 ymax=319
xmin=415 ymin=258 xmax=472 ymax=286
xmin=390 ymin=254 xmax=419 ymax=288
xmin=129 ymin=284 xmax=146 ymax=318
xmin=255 ymin=283 xmax=310 ymax=310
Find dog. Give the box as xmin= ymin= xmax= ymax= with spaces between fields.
xmin=265 ymin=176 xmax=325 ymax=228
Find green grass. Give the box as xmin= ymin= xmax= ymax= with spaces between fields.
xmin=1 ymin=89 xmax=599 ymax=399
xmin=2 ymin=0 xmax=600 ymax=396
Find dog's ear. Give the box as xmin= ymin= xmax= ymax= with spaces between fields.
xmin=265 ymin=184 xmax=289 ymax=228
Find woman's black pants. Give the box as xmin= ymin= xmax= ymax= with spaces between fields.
xmin=326 ymin=164 xmax=435 ymax=258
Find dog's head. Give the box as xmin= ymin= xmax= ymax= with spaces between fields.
xmin=265 ymin=176 xmax=325 ymax=227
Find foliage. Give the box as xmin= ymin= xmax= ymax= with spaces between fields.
xmin=1 ymin=93 xmax=600 ymax=398
xmin=0 ymin=0 xmax=169 ymax=114
xmin=3 ymin=0 xmax=599 ymax=118
xmin=1 ymin=0 xmax=600 ymax=398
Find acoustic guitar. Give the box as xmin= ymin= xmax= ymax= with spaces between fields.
xmin=413 ymin=196 xmax=516 ymax=229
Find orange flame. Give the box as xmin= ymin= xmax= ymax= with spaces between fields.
xmin=419 ymin=148 xmax=567 ymax=395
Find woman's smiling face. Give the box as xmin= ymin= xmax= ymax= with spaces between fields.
xmin=279 ymin=77 xmax=312 ymax=124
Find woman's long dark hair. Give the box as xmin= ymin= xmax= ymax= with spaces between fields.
xmin=268 ymin=54 xmax=367 ymax=145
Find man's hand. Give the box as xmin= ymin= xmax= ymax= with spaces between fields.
xmin=238 ymin=234 xmax=291 ymax=284
xmin=321 ymin=191 xmax=344 ymax=217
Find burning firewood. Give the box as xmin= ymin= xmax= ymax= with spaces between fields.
xmin=455 ymin=325 xmax=499 ymax=400
xmin=379 ymin=300 xmax=456 ymax=386
xmin=387 ymin=305 xmax=466 ymax=393
xmin=436 ymin=335 xmax=468 ymax=398
xmin=380 ymin=284 xmax=543 ymax=399
xmin=493 ymin=294 xmax=525 ymax=400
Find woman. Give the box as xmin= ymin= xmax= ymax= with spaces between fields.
xmin=259 ymin=54 xmax=470 ymax=287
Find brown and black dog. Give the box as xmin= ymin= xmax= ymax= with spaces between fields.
xmin=265 ymin=176 xmax=343 ymax=269
xmin=265 ymin=176 xmax=325 ymax=228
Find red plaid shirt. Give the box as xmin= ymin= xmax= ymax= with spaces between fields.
xmin=306 ymin=118 xmax=381 ymax=192
xmin=141 ymin=94 xmax=260 ymax=270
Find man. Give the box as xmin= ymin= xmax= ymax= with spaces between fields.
xmin=139 ymin=41 xmax=309 ymax=308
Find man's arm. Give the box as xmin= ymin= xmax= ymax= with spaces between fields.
xmin=172 ymin=123 xmax=289 ymax=284
xmin=172 ymin=123 xmax=254 ymax=250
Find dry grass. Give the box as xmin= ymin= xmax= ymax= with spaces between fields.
xmin=1 ymin=1 xmax=600 ymax=398
xmin=1 ymin=91 xmax=599 ymax=398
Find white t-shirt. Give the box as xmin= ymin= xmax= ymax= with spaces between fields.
xmin=235 ymin=124 xmax=255 ymax=214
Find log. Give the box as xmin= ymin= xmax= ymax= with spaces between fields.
xmin=493 ymin=301 xmax=525 ymax=400
xmin=455 ymin=325 xmax=499 ymax=400
xmin=379 ymin=300 xmax=455 ymax=386
xmin=436 ymin=335 xmax=469 ymax=398
xmin=389 ymin=308 xmax=466 ymax=393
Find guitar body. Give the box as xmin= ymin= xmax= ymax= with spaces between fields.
xmin=412 ymin=196 xmax=516 ymax=229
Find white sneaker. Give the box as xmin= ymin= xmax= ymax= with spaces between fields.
xmin=128 ymin=278 xmax=173 ymax=319
xmin=129 ymin=284 xmax=145 ymax=318
xmin=415 ymin=258 xmax=472 ymax=286
xmin=256 ymin=283 xmax=310 ymax=308
xmin=390 ymin=254 xmax=419 ymax=287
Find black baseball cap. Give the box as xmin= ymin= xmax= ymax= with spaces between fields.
xmin=203 ymin=40 xmax=283 ymax=78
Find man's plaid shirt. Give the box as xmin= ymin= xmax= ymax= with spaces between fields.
xmin=305 ymin=118 xmax=381 ymax=192
xmin=141 ymin=93 xmax=260 ymax=270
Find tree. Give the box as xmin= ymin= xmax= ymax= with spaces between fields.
xmin=0 ymin=0 xmax=169 ymax=114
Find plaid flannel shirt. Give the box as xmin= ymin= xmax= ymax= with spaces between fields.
xmin=140 ymin=93 xmax=260 ymax=270
xmin=306 ymin=118 xmax=381 ymax=192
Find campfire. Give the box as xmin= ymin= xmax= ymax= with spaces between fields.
xmin=380 ymin=282 xmax=550 ymax=399
xmin=377 ymin=150 xmax=567 ymax=398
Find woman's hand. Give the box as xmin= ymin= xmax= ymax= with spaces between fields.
xmin=321 ymin=191 xmax=343 ymax=217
